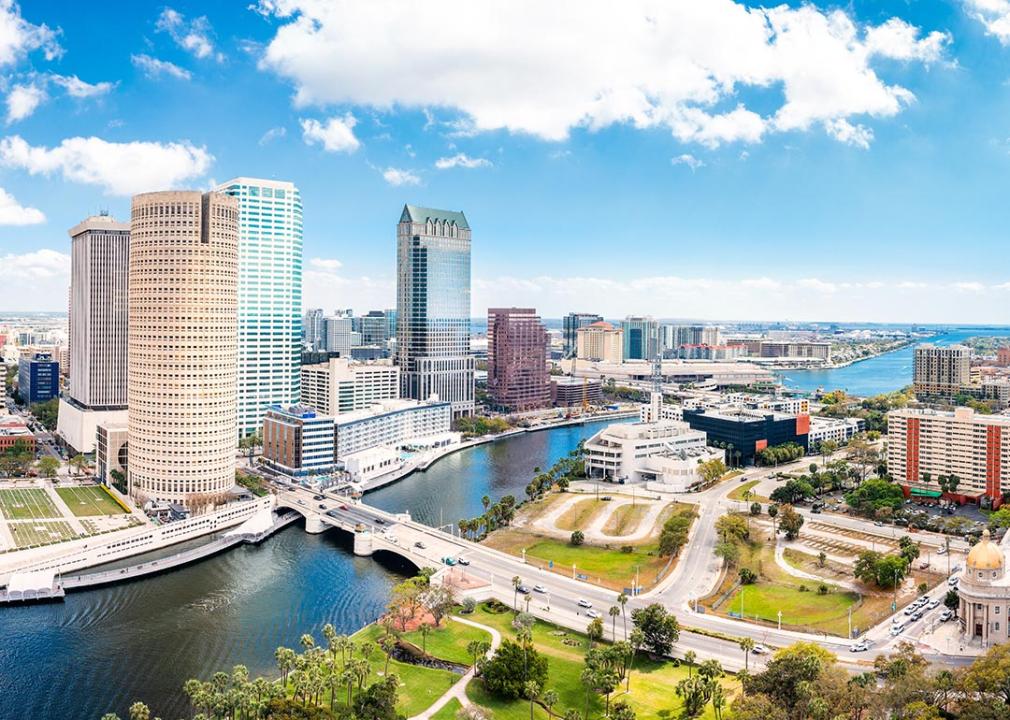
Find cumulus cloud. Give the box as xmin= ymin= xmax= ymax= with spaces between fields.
xmin=51 ymin=74 xmax=115 ymax=98
xmin=0 ymin=248 xmax=71 ymax=311
xmin=255 ymin=0 xmax=949 ymax=148
xmin=964 ymin=0 xmax=1010 ymax=45
xmin=824 ymin=119 xmax=873 ymax=149
xmin=671 ymin=153 xmax=705 ymax=171
xmin=300 ymin=114 xmax=359 ymax=153
xmin=381 ymin=167 xmax=420 ymax=186
xmin=308 ymin=257 xmax=343 ymax=270
xmin=0 ymin=134 xmax=213 ymax=196
xmin=156 ymin=7 xmax=223 ymax=61
xmin=0 ymin=186 xmax=42 ymax=224
xmin=6 ymin=82 xmax=45 ymax=123
xmin=434 ymin=153 xmax=492 ymax=169
xmin=0 ymin=0 xmax=61 ymax=67
xmin=132 ymin=53 xmax=191 ymax=80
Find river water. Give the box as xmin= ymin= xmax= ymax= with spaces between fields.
xmin=780 ymin=327 xmax=1010 ymax=396
xmin=0 ymin=420 xmax=615 ymax=720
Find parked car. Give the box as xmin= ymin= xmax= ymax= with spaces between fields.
xmin=442 ymin=557 xmax=457 ymax=566
xmin=940 ymin=609 xmax=953 ymax=622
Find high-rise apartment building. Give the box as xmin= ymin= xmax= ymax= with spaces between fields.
xmin=562 ymin=313 xmax=603 ymax=356
xmin=913 ymin=344 xmax=970 ymax=399
xmin=57 ymin=214 xmax=131 ymax=453
xmin=487 ymin=307 xmax=551 ymax=412
xmin=622 ymin=316 xmax=659 ymax=360
xmin=128 ymin=191 xmax=239 ymax=508
xmin=303 ymin=308 xmax=325 ymax=349
xmin=396 ymin=205 xmax=474 ymax=418
xmin=300 ymin=357 xmax=400 ymax=415
xmin=216 ymin=178 xmax=303 ymax=438
xmin=576 ymin=321 xmax=624 ymax=363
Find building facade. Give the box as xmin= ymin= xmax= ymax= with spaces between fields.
xmin=576 ymin=321 xmax=624 ymax=363
xmin=261 ymin=405 xmax=336 ymax=477
xmin=96 ymin=421 xmax=128 ymax=492
xmin=913 ymin=344 xmax=970 ymax=399
xmin=216 ymin=178 xmax=303 ymax=438
xmin=682 ymin=407 xmax=810 ymax=465
xmin=128 ymin=190 xmax=239 ymax=508
xmin=956 ymin=530 xmax=1010 ymax=645
xmin=323 ymin=313 xmax=357 ymax=355
xmin=887 ymin=407 xmax=1010 ymax=506
xmin=359 ymin=310 xmax=393 ymax=347
xmin=18 ymin=352 xmax=59 ymax=404
xmin=396 ymin=205 xmax=475 ymax=418
xmin=487 ymin=307 xmax=551 ymax=412
xmin=303 ymin=308 xmax=325 ymax=350
xmin=622 ymin=316 xmax=659 ymax=360
xmin=0 ymin=416 xmax=34 ymax=452
xmin=551 ymin=376 xmax=603 ymax=407
xmin=301 ymin=358 xmax=400 ymax=416
xmin=562 ymin=313 xmax=603 ymax=356
xmin=57 ymin=214 xmax=131 ymax=454
xmin=335 ymin=399 xmax=455 ymax=458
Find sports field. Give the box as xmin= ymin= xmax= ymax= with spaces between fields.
xmin=56 ymin=486 xmax=126 ymax=516
xmin=0 ymin=488 xmax=61 ymax=520
xmin=8 ymin=520 xmax=79 ymax=548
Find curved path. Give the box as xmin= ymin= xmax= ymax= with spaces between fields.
xmin=410 ymin=615 xmax=502 ymax=720
xmin=773 ymin=540 xmax=862 ymax=593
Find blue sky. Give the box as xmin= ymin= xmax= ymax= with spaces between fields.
xmin=2 ymin=0 xmax=1010 ymax=323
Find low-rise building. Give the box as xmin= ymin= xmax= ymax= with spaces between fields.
xmin=262 ymin=405 xmax=337 ymax=477
xmin=300 ymin=358 xmax=400 ymax=416
xmin=807 ymin=416 xmax=865 ymax=447
xmin=682 ymin=407 xmax=810 ymax=465
xmin=335 ymin=399 xmax=457 ymax=459
xmin=550 ymin=376 xmax=603 ymax=407
xmin=745 ymin=340 xmax=832 ymax=362
xmin=675 ymin=344 xmax=746 ymax=361
xmin=0 ymin=416 xmax=34 ymax=452
xmin=96 ymin=421 xmax=129 ymax=492
xmin=584 ymin=419 xmax=721 ymax=491
xmin=956 ymin=530 xmax=1010 ymax=645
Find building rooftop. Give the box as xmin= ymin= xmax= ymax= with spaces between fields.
xmin=335 ymin=398 xmax=449 ymax=425
xmin=68 ymin=214 xmax=130 ymax=237
xmin=400 ymin=204 xmax=470 ymax=230
xmin=0 ymin=417 xmax=31 ymax=437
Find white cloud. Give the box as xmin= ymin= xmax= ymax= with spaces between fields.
xmin=300 ymin=114 xmax=359 ymax=153
xmin=0 ymin=248 xmax=70 ymax=311
xmin=0 ymin=0 xmax=61 ymax=67
xmin=797 ymin=277 xmax=839 ymax=293
xmin=51 ymin=74 xmax=115 ymax=99
xmin=434 ymin=152 xmax=492 ymax=170
xmin=965 ymin=0 xmax=1010 ymax=45
xmin=256 ymin=0 xmax=948 ymax=148
xmin=381 ymin=167 xmax=420 ymax=186
xmin=5 ymin=82 xmax=45 ymax=123
xmin=0 ymin=186 xmax=42 ymax=224
xmin=132 ymin=53 xmax=191 ymax=80
xmin=0 ymin=134 xmax=213 ymax=196
xmin=952 ymin=281 xmax=985 ymax=293
xmin=259 ymin=126 xmax=286 ymax=145
xmin=309 ymin=257 xmax=343 ymax=270
xmin=156 ymin=7 xmax=223 ymax=61
xmin=671 ymin=153 xmax=705 ymax=171
xmin=824 ymin=119 xmax=873 ymax=149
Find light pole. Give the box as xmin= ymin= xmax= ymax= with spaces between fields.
xmin=848 ymin=606 xmax=852 ymax=639
xmin=777 ymin=610 xmax=782 ymax=631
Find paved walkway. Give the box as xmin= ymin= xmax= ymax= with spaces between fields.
xmin=773 ymin=540 xmax=862 ymax=592
xmin=410 ymin=616 xmax=502 ymax=720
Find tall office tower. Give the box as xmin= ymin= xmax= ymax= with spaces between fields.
xmin=621 ymin=316 xmax=659 ymax=360
xmin=323 ymin=313 xmax=356 ymax=354
xmin=913 ymin=344 xmax=971 ymax=399
xmin=396 ymin=205 xmax=474 ymax=418
xmin=303 ymin=308 xmax=325 ymax=349
xmin=216 ymin=178 xmax=303 ymax=437
xmin=562 ymin=312 xmax=603 ymax=356
xmin=487 ymin=308 xmax=551 ymax=412
xmin=56 ymin=215 xmax=131 ymax=454
xmin=360 ymin=310 xmax=392 ymax=346
xmin=128 ymin=191 xmax=239 ymax=508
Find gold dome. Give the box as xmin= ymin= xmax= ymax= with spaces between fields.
xmin=967 ymin=529 xmax=1004 ymax=571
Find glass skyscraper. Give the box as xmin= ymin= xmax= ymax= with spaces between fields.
xmin=217 ymin=177 xmax=303 ymax=437
xmin=396 ymin=205 xmax=474 ymax=418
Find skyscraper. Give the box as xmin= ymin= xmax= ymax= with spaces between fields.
xmin=562 ymin=312 xmax=603 ymax=356
xmin=56 ymin=214 xmax=130 ymax=454
xmin=303 ymin=308 xmax=325 ymax=349
xmin=487 ymin=307 xmax=550 ymax=412
xmin=913 ymin=344 xmax=971 ymax=399
xmin=396 ymin=205 xmax=474 ymax=418
xmin=216 ymin=178 xmax=303 ymax=437
xmin=622 ymin=316 xmax=659 ymax=360
xmin=128 ymin=191 xmax=239 ymax=508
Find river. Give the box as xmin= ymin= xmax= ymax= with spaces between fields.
xmin=780 ymin=327 xmax=1010 ymax=396
xmin=0 ymin=419 xmax=617 ymax=720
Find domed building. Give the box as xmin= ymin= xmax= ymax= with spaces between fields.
xmin=958 ymin=529 xmax=1010 ymax=644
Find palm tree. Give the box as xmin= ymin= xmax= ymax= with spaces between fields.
xmin=739 ymin=637 xmax=755 ymax=671
xmin=628 ymin=627 xmax=644 ymax=692
xmin=512 ymin=575 xmax=522 ymax=611
xmin=608 ymin=605 xmax=620 ymax=640
xmin=684 ymin=649 xmax=697 ymax=678
xmin=542 ymin=689 xmax=559 ymax=719
xmin=420 ymin=623 xmax=432 ymax=655
xmin=617 ymin=593 xmax=629 ymax=639
xmin=379 ymin=632 xmax=397 ymax=676
xmin=275 ymin=646 xmax=295 ymax=688
xmin=300 ymin=633 xmax=316 ymax=651
xmin=525 ymin=680 xmax=540 ymax=720
xmin=482 ymin=495 xmax=491 ymax=511
xmin=711 ymin=682 xmax=727 ymax=720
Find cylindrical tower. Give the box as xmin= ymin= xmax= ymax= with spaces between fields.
xmin=128 ymin=191 xmax=239 ymax=509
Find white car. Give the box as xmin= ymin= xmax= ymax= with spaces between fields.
xmin=928 ymin=599 xmax=940 ymax=609
xmin=577 ymin=598 xmax=593 ymax=608
xmin=849 ymin=642 xmax=869 ymax=653
xmin=751 ymin=644 xmax=769 ymax=655
xmin=533 ymin=584 xmax=547 ymax=594
xmin=890 ymin=623 xmax=905 ymax=636
xmin=586 ymin=609 xmax=601 ymax=619
xmin=940 ymin=609 xmax=953 ymax=622
xmin=937 ymin=546 xmax=948 ymax=555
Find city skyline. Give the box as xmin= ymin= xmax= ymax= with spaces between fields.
xmin=0 ymin=1 xmax=1009 ymax=322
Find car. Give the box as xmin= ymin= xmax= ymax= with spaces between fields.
xmin=586 ymin=609 xmax=601 ymax=618
xmin=376 ymin=518 xmax=386 ymax=525
xmin=874 ymin=521 xmax=884 ymax=527
xmin=890 ymin=624 xmax=905 ymax=636
xmin=601 ymin=496 xmax=613 ymax=501
xmin=517 ymin=585 xmax=531 ymax=595
xmin=811 ymin=507 xmax=822 ymax=514
xmin=313 ymin=495 xmax=324 ymax=501
xmin=577 ymin=598 xmax=593 ymax=608
xmin=339 ymin=504 xmax=349 ymax=511
xmin=414 ymin=541 xmax=426 ymax=549
xmin=442 ymin=557 xmax=457 ymax=566
xmin=948 ymin=577 xmax=959 ymax=587
xmin=919 ymin=560 xmax=930 ymax=570
xmin=940 ymin=609 xmax=953 ymax=622
xmin=911 ymin=610 xmax=924 ymax=621
xmin=751 ymin=644 xmax=769 ymax=655
xmin=849 ymin=642 xmax=869 ymax=653
xmin=533 ymin=584 xmax=547 ymax=593
xmin=903 ymin=607 xmax=915 ymax=616
xmin=928 ymin=599 xmax=941 ymax=609
xmin=318 ymin=504 xmax=326 ymax=510
xmin=457 ymin=557 xmax=470 ymax=566
xmin=937 ymin=546 xmax=948 ymax=555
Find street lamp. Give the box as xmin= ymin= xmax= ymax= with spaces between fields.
xmin=777 ymin=610 xmax=782 ymax=631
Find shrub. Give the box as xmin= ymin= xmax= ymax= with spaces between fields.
xmin=461 ymin=596 xmax=477 ymax=614
xmin=738 ymin=568 xmax=758 ymax=585
xmin=570 ymin=530 xmax=585 ymax=546
xmin=621 ymin=545 xmax=634 ymax=554
xmin=817 ymin=584 xmax=828 ymax=595
xmin=798 ymin=584 xmax=809 ymax=593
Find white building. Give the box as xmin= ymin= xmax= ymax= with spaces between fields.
xmin=323 ymin=313 xmax=357 ymax=355
xmin=216 ymin=178 xmax=303 ymax=438
xmin=584 ymin=419 xmax=721 ymax=491
xmin=261 ymin=405 xmax=336 ymax=477
xmin=808 ymin=416 xmax=865 ymax=447
xmin=335 ymin=398 xmax=457 ymax=459
xmin=301 ymin=358 xmax=400 ymax=416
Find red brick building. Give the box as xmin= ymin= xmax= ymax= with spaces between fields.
xmin=487 ymin=307 xmax=551 ymax=412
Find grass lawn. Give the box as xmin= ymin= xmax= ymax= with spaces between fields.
xmin=8 ymin=519 xmax=79 ymax=548
xmin=430 ymin=698 xmax=463 ymax=720
xmin=402 ymin=618 xmax=493 ymax=666
xmin=464 ymin=603 xmax=737 ymax=720
xmin=727 ymin=480 xmax=768 ymax=503
xmin=0 ymin=488 xmax=61 ymax=519
xmin=601 ymin=503 xmax=649 ymax=537
xmin=555 ymin=498 xmax=608 ymax=532
xmin=56 ymin=486 xmax=126 ymax=516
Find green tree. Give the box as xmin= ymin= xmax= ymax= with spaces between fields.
xmin=36 ymin=455 xmax=59 ymax=478
xmin=739 ymin=637 xmax=755 ymax=671
xmin=481 ymin=639 xmax=549 ymax=700
xmin=778 ymin=505 xmax=804 ymax=540
xmin=570 ymin=529 xmax=585 ymax=546
xmin=630 ymin=603 xmax=680 ymax=656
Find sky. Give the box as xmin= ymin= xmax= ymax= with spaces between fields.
xmin=1 ymin=0 xmax=1010 ymax=323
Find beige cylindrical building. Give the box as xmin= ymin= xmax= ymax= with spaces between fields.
xmin=128 ymin=191 xmax=239 ymax=508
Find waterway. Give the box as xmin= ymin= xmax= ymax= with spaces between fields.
xmin=780 ymin=327 xmax=1010 ymax=396
xmin=0 ymin=419 xmax=617 ymax=720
